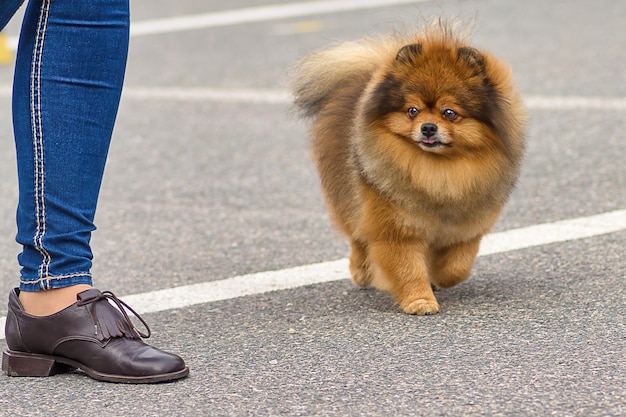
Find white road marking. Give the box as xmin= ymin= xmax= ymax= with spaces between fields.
xmin=3 ymin=0 xmax=429 ymax=49
xmin=129 ymin=0 xmax=428 ymax=37
xmin=524 ymin=95 xmax=626 ymax=111
xmin=1 ymin=209 xmax=625 ymax=340
xmin=477 ymin=209 xmax=626 ymax=256
xmin=122 ymin=87 xmax=291 ymax=104
xmin=3 ymin=85 xmax=626 ymax=112
xmin=2 ymin=86 xmax=626 ymax=111
xmin=120 ymin=89 xmax=626 ymax=111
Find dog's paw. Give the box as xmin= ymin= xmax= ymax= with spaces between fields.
xmin=350 ymin=269 xmax=372 ymax=287
xmin=402 ymin=298 xmax=440 ymax=315
xmin=350 ymin=260 xmax=372 ymax=287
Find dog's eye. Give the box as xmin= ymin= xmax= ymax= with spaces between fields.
xmin=442 ymin=109 xmax=458 ymax=121
xmin=407 ymin=107 xmax=419 ymax=119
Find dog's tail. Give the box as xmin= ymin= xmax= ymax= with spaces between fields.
xmin=290 ymin=38 xmax=395 ymax=118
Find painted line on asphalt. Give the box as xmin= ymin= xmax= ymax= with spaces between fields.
xmin=477 ymin=210 xmax=626 ymax=256
xmin=120 ymin=88 xmax=625 ymax=111
xmin=1 ymin=209 xmax=625 ymax=340
xmin=122 ymin=87 xmax=291 ymax=104
xmin=524 ymin=95 xmax=626 ymax=110
xmin=3 ymin=86 xmax=626 ymax=111
xmin=3 ymin=0 xmax=429 ymax=48
xmin=129 ymin=0 xmax=429 ymax=37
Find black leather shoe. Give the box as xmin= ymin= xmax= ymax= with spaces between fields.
xmin=2 ymin=288 xmax=189 ymax=383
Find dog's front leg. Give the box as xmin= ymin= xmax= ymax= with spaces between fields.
xmin=368 ymin=239 xmax=439 ymax=315
xmin=430 ymin=235 xmax=482 ymax=289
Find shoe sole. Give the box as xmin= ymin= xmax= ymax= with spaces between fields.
xmin=2 ymin=349 xmax=189 ymax=384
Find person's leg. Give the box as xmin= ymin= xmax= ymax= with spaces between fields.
xmin=3 ymin=0 xmax=188 ymax=383
xmin=12 ymin=0 xmax=128 ymax=315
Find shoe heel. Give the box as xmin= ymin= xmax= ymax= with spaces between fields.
xmin=2 ymin=350 xmax=72 ymax=377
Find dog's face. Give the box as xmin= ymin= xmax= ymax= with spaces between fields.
xmin=362 ymin=42 xmax=506 ymax=157
xmin=401 ymin=94 xmax=464 ymax=154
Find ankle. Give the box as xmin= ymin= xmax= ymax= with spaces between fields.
xmin=19 ymin=284 xmax=93 ymax=316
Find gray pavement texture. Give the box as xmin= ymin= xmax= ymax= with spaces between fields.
xmin=0 ymin=0 xmax=625 ymax=416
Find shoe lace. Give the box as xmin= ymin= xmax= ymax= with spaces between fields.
xmin=78 ymin=290 xmax=151 ymax=340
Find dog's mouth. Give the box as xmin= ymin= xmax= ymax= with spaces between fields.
xmin=418 ymin=138 xmax=451 ymax=150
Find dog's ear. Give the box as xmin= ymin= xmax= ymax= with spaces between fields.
xmin=396 ymin=43 xmax=423 ymax=63
xmin=457 ymin=47 xmax=485 ymax=71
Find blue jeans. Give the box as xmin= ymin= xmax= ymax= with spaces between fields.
xmin=2 ymin=0 xmax=130 ymax=291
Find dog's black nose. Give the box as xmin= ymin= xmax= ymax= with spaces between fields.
xmin=421 ymin=123 xmax=438 ymax=138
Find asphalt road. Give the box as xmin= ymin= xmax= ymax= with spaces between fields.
xmin=0 ymin=0 xmax=624 ymax=416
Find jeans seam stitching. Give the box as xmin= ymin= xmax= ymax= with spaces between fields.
xmin=30 ymin=0 xmax=51 ymax=290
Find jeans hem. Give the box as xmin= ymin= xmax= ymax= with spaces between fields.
xmin=19 ymin=273 xmax=93 ymax=292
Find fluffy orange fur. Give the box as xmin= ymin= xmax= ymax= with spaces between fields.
xmin=291 ymin=21 xmax=527 ymax=314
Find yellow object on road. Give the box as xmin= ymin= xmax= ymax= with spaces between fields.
xmin=0 ymin=34 xmax=14 ymax=65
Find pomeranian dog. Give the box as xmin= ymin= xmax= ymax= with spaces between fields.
xmin=291 ymin=21 xmax=527 ymax=315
